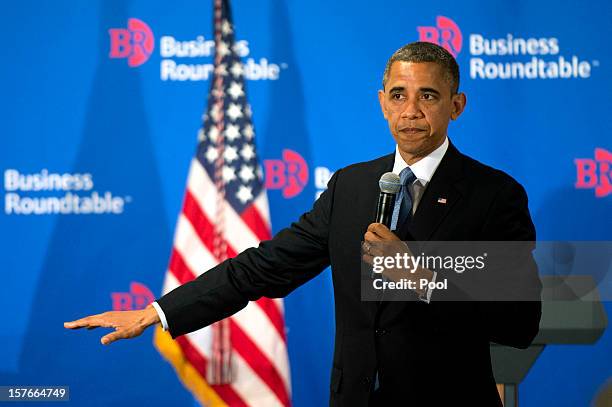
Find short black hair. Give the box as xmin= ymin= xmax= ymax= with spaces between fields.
xmin=382 ymin=42 xmax=460 ymax=94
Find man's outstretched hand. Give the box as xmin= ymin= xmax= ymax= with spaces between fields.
xmin=64 ymin=304 xmax=161 ymax=345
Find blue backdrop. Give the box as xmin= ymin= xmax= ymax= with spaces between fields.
xmin=1 ymin=0 xmax=610 ymax=406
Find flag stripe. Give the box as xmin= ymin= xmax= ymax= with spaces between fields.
xmin=230 ymin=319 xmax=291 ymax=406
xmin=230 ymin=352 xmax=285 ymax=407
xmin=174 ymin=214 xmax=218 ymax=275
xmin=169 ymin=249 xmax=195 ymax=286
xmin=188 ymin=160 xmax=260 ymax=252
xmin=253 ymin=193 xmax=272 ymax=226
xmin=168 ymin=252 xmax=191 ymax=287
xmin=232 ymin=303 xmax=289 ymax=385
xmin=254 ymin=297 xmax=287 ymax=341
xmin=161 ymin=270 xmax=182 ymax=303
xmin=183 ymin=189 xmax=238 ymax=258
xmin=187 ymin=327 xmax=285 ymax=407
xmin=176 ymin=335 xmax=249 ymax=407
xmin=241 ymin=203 xmax=272 ymax=241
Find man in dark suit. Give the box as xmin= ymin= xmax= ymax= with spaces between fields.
xmin=66 ymin=42 xmax=542 ymax=406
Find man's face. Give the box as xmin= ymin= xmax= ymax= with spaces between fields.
xmin=378 ymin=61 xmax=466 ymax=164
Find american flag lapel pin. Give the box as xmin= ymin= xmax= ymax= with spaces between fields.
xmin=437 ymin=197 xmax=447 ymax=204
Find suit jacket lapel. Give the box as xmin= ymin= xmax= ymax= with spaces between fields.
xmin=397 ymin=142 xmax=465 ymax=241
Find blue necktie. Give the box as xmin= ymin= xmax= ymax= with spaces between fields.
xmin=391 ymin=166 xmax=416 ymax=230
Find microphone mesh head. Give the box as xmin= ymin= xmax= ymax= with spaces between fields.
xmin=379 ymin=172 xmax=401 ymax=194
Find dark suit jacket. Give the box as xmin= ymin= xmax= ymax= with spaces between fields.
xmin=157 ymin=142 xmax=542 ymax=406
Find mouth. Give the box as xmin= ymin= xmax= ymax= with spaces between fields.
xmin=399 ymin=127 xmax=427 ymax=134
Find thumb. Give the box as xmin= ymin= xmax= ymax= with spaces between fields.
xmin=101 ymin=330 xmax=125 ymax=346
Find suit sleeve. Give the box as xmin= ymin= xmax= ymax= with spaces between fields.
xmin=476 ymin=179 xmax=542 ymax=348
xmin=156 ymin=170 xmax=341 ymax=338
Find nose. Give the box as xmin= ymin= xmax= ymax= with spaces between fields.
xmin=400 ymin=98 xmax=424 ymax=120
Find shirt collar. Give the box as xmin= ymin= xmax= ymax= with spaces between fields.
xmin=392 ymin=137 xmax=449 ymax=186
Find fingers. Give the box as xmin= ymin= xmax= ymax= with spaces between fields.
xmin=64 ymin=315 xmax=100 ymax=329
xmin=101 ymin=325 xmax=143 ymax=345
xmin=364 ymin=230 xmax=382 ymax=242
xmin=363 ymin=224 xmax=399 ymax=260
xmin=363 ymin=223 xmax=403 ymax=264
xmin=363 ymin=242 xmax=384 ymax=257
xmin=64 ymin=322 xmax=80 ymax=329
xmin=64 ymin=317 xmax=86 ymax=329
xmin=362 ymin=252 xmax=374 ymax=265
xmin=367 ymin=223 xmax=400 ymax=240
xmin=64 ymin=313 xmax=115 ymax=330
xmin=101 ymin=330 xmax=124 ymax=346
xmin=364 ymin=223 xmax=387 ymax=242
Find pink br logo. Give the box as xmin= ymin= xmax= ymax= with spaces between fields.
xmin=264 ymin=149 xmax=309 ymax=198
xmin=111 ymin=282 xmax=155 ymax=311
xmin=109 ymin=18 xmax=155 ymax=67
xmin=417 ymin=16 xmax=463 ymax=57
xmin=575 ymin=148 xmax=612 ymax=198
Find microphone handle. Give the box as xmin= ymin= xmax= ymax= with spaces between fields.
xmin=375 ymin=192 xmax=396 ymax=228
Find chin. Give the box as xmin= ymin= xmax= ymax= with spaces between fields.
xmin=397 ymin=138 xmax=428 ymax=150
xmin=398 ymin=142 xmax=437 ymax=159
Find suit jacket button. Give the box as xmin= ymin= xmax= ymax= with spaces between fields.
xmin=375 ymin=328 xmax=387 ymax=336
xmin=362 ymin=376 xmax=372 ymax=389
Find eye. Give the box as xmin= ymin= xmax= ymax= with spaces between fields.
xmin=421 ymin=93 xmax=436 ymax=101
xmin=391 ymin=93 xmax=405 ymax=101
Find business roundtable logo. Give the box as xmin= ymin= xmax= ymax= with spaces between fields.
xmin=417 ymin=15 xmax=599 ymax=80
xmin=109 ymin=18 xmax=155 ymax=67
xmin=264 ymin=149 xmax=309 ymax=199
xmin=3 ymin=169 xmax=131 ymax=215
xmin=417 ymin=16 xmax=462 ymax=57
xmin=111 ymin=282 xmax=155 ymax=311
xmin=575 ymin=148 xmax=612 ymax=198
xmin=108 ymin=18 xmax=286 ymax=81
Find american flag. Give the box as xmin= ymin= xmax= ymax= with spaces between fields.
xmin=154 ymin=0 xmax=291 ymax=405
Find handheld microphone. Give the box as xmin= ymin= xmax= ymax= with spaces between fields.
xmin=375 ymin=172 xmax=401 ymax=227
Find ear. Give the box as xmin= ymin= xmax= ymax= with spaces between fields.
xmin=450 ymin=92 xmax=467 ymax=121
xmin=378 ymin=89 xmax=388 ymax=120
